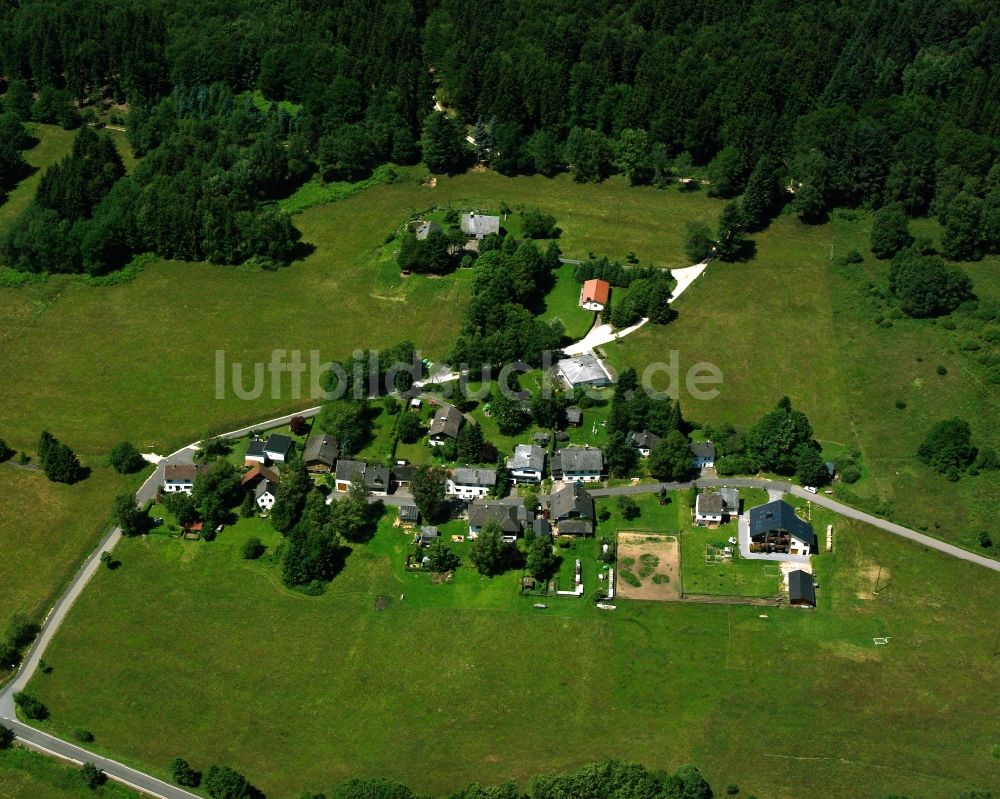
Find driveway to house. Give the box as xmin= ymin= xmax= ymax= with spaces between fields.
xmin=561 ymin=258 xmax=711 ymax=356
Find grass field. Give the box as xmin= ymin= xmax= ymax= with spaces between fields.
xmin=22 ymin=501 xmax=1000 ymax=799
xmin=0 ymin=747 xmax=141 ymax=799
xmin=603 ymin=208 xmax=1000 ymax=552
xmin=539 ymin=262 xmax=596 ymax=341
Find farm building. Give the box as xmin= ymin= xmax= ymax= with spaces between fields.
xmin=787 ymin=569 xmax=816 ymax=607
xmin=550 ymin=446 xmax=604 ymax=482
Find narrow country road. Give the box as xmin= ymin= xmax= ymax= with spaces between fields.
xmin=590 ymin=477 xmax=1000 ymax=572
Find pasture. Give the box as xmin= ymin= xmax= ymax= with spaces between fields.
xmin=21 ymin=503 xmax=1000 ymax=799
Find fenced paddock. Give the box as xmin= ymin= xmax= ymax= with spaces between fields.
xmin=615 ymin=532 xmax=680 ymax=601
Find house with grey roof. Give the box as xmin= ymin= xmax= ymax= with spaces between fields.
xmin=414 ymin=526 xmax=439 ymax=547
xmin=748 ymin=500 xmax=815 ymax=556
xmin=303 ymin=434 xmax=339 ymax=473
xmin=415 ymin=221 xmax=441 ymax=240
xmin=542 ymin=482 xmax=595 ymax=536
xmin=468 ymin=501 xmax=521 ymax=541
xmin=428 ymin=404 xmax=464 ymax=446
xmin=788 ymin=569 xmax=816 ymax=607
xmin=506 ymin=444 xmax=546 ymax=484
xmin=629 ymin=430 xmax=661 ymax=457
xmin=460 ymin=212 xmax=501 ymax=239
xmin=447 ymin=467 xmax=496 ymax=500
xmin=556 ymin=353 xmax=613 ymax=389
xmin=334 ymin=459 xmax=390 ymax=496
xmin=690 ymin=441 xmax=716 ymax=469
xmin=254 ymin=479 xmax=279 ymax=511
xmin=244 ymin=438 xmax=267 ymax=465
xmin=550 ymin=446 xmax=604 ymax=483
xmin=530 ymin=518 xmax=552 ymax=539
xmin=564 ymin=406 xmax=583 ymax=427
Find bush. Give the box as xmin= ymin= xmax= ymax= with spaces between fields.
xmin=0 ymin=439 xmax=13 ymax=462
xmin=978 ymin=531 xmax=993 ymax=550
xmin=170 ymin=757 xmax=201 ymax=787
xmin=895 ymin=399 xmax=907 ymax=409
xmin=839 ymin=464 xmax=862 ymax=484
xmin=241 ymin=537 xmax=266 ymax=560
xmin=0 ymin=724 xmax=14 ymax=749
xmin=917 ymin=417 xmax=976 ymax=478
xmin=108 ymin=440 xmax=145 ymax=473
xmin=80 ymin=763 xmax=104 ymax=790
xmin=73 ymin=728 xmax=95 ymax=743
xmin=289 ymin=415 xmax=309 ymax=436
xmin=937 ymin=365 xmax=947 ymax=375
xmin=13 ymin=691 xmax=48 ymax=720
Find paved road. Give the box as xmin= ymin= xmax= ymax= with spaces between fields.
xmin=591 ymin=478 xmax=1000 ymax=572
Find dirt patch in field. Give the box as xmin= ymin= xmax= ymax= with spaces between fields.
xmin=856 ymin=563 xmax=891 ymax=600
xmin=616 ymin=533 xmax=680 ymax=601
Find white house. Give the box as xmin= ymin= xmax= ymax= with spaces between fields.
xmin=255 ymin=479 xmax=279 ymax=511
xmin=428 ymin=404 xmax=464 ymax=446
xmin=334 ymin=459 xmax=390 ymax=496
xmin=695 ymin=487 xmax=739 ymax=526
xmin=244 ymin=438 xmax=267 ymax=465
xmin=468 ymin=501 xmax=521 ymax=541
xmin=690 ymin=441 xmax=716 ymax=469
xmin=628 ymin=430 xmax=661 ymax=457
xmin=162 ymin=464 xmax=205 ymax=494
xmin=579 ymin=278 xmax=610 ymax=311
xmin=447 ymin=468 xmax=496 ymax=500
xmin=748 ymin=500 xmax=815 ymax=556
xmin=460 ymin=212 xmax=501 ymax=239
xmin=556 ymin=353 xmax=613 ymax=390
xmin=550 ymin=446 xmax=604 ymax=483
xmin=506 ymin=444 xmax=546 ymax=484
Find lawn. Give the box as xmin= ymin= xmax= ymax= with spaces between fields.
xmin=539 ymin=262 xmax=596 ymax=342
xmin=603 ymin=208 xmax=1000 ymax=552
xmin=22 ymin=501 xmax=1000 ymax=799
xmin=0 ymin=747 xmax=142 ymax=799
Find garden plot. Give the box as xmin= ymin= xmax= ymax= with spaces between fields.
xmin=615 ymin=533 xmax=680 ymax=601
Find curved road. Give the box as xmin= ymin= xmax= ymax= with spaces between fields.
xmin=3 ymin=423 xmax=998 ymax=797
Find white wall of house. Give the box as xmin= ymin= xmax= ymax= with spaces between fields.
xmin=447 ymin=480 xmax=490 ymax=499
xmin=257 ymin=492 xmax=276 ymax=510
xmin=580 ymin=300 xmax=604 ymax=311
xmin=245 ymin=454 xmax=266 ymax=464
xmin=560 ymin=471 xmax=601 ymax=483
xmin=790 ymin=534 xmax=811 ymax=556
xmin=695 ymin=511 xmax=722 ymax=525
xmin=509 ymin=468 xmax=542 ymax=484
xmin=163 ymin=481 xmax=194 ymax=494
xmin=692 ymin=455 xmax=715 ymax=468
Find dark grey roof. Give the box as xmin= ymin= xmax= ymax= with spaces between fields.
xmin=452 ymin=467 xmax=496 ymax=487
xmin=506 ymin=444 xmax=546 ymax=472
xmin=392 ymin=465 xmax=414 ymax=483
xmin=748 ymin=500 xmax=815 ymax=545
xmin=551 ymin=446 xmax=603 ymax=475
xmin=558 ymin=518 xmax=593 ymax=535
xmin=468 ymin=501 xmax=520 ymax=534
xmin=565 ymin=407 xmax=582 ymax=424
xmin=629 ymin=430 xmax=662 ymax=450
xmin=399 ymin=504 xmax=420 ymax=522
xmin=265 ymin=433 xmax=294 ymax=456
xmin=788 ymin=570 xmax=816 ymax=605
xmin=303 ymin=434 xmax=338 ymax=466
xmin=429 ymin=404 xmax=464 ymax=439
xmin=825 ymin=461 xmax=836 ymax=476
xmin=460 ymin=212 xmax=500 ymax=237
xmin=690 ymin=441 xmax=716 ymax=459
xmin=545 ymin=482 xmax=595 ymax=521
xmin=533 ymin=432 xmax=551 ymax=444
xmin=335 ymin=459 xmax=389 ymax=490
xmin=254 ymin=479 xmax=279 ymax=499
xmin=531 ymin=518 xmax=551 ymax=538
xmin=245 ymin=439 xmax=266 ymax=459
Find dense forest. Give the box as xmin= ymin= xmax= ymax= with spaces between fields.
xmin=2 ymin=0 xmax=1000 ymax=274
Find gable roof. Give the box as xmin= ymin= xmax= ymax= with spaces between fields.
xmin=690 ymin=441 xmax=716 ymax=459
xmin=565 ymin=406 xmax=582 ymax=424
xmin=531 ymin=518 xmax=551 ymax=538
xmin=581 ymin=278 xmax=610 ymax=305
xmin=696 ymin=492 xmax=725 ymax=515
xmin=558 ymin=517 xmax=593 ymax=535
xmin=335 ymin=459 xmax=389 ymax=489
xmin=254 ymin=479 xmax=279 ymax=499
xmin=452 ymin=467 xmax=496 ymax=487
xmin=551 ymin=446 xmax=604 ymax=474
xmin=399 ymin=504 xmax=420 ymax=523
xmin=335 ymin=459 xmax=366 ymax=482
xmin=748 ymin=500 xmax=815 ymax=545
xmin=506 ymin=444 xmax=546 ymax=472
xmin=629 ymin=430 xmax=662 ymax=450
xmin=245 ymin=438 xmax=266 ymax=459
xmin=720 ymin=487 xmax=740 ymax=513
xmin=415 ymin=221 xmax=441 ymax=240
xmin=303 ymin=434 xmax=339 ymax=465
xmin=545 ymin=482 xmax=595 ymax=521
xmin=788 ymin=569 xmax=816 ymax=605
xmin=164 ymin=464 xmax=205 ymax=483
xmin=241 ymin=464 xmax=281 ymax=486
xmin=429 ymin=404 xmax=464 ymax=439
xmin=468 ymin=501 xmax=521 ymax=534
xmin=264 ymin=433 xmax=293 ymax=456
xmin=460 ymin=212 xmax=500 ymax=237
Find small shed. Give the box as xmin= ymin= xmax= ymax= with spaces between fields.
xmin=399 ymin=504 xmax=420 ymax=524
xmin=788 ymin=570 xmax=816 ymax=607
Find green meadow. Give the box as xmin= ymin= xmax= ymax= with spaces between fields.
xmin=22 ymin=501 xmax=1000 ymax=799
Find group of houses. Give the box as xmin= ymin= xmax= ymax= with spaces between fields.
xmin=468 ymin=482 xmax=597 ymax=543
